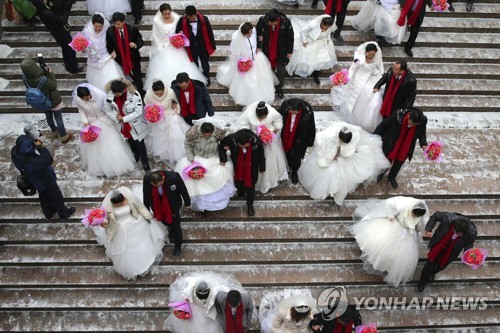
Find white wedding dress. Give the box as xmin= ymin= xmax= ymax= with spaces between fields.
xmin=259 ymin=289 xmax=317 ymax=333
xmin=287 ymin=15 xmax=338 ymax=77
xmin=72 ymin=84 xmax=136 ymax=177
xmin=144 ymin=85 xmax=189 ymax=164
xmin=333 ymin=42 xmax=385 ymax=132
xmin=298 ymin=122 xmax=390 ymax=205
xmin=239 ymin=102 xmax=289 ymax=194
xmin=82 ymin=15 xmax=125 ymax=91
xmin=217 ymin=25 xmax=278 ymax=106
xmin=87 ymin=0 xmax=131 ymax=19
xmin=144 ymin=11 xmax=207 ymax=90
xmin=350 ymin=196 xmax=429 ymax=287
xmin=351 ymin=0 xmax=407 ymax=44
xmin=164 ymin=272 xmax=246 ymax=333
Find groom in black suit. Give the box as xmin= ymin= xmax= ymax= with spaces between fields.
xmin=106 ymin=12 xmax=144 ymax=95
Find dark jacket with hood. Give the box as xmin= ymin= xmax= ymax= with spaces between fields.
xmin=11 ymin=135 xmax=57 ymax=192
xmin=20 ymin=58 xmax=61 ymax=107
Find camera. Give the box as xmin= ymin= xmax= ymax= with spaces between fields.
xmin=24 ymin=124 xmax=42 ymax=140
xmin=37 ymin=53 xmax=48 ymax=72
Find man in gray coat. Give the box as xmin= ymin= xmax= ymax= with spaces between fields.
xmin=215 ymin=290 xmax=254 ymax=333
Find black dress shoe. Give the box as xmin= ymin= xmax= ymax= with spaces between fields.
xmin=68 ymin=67 xmax=84 ymax=75
xmin=276 ymin=89 xmax=284 ymax=99
xmin=418 ymin=281 xmax=426 ymax=292
xmin=312 ymin=72 xmax=320 ymax=85
xmin=333 ymin=34 xmax=344 ymax=42
xmin=389 ymin=178 xmax=399 ymax=189
xmin=143 ymin=162 xmax=151 ymax=172
xmin=291 ymin=171 xmax=299 ymax=185
xmin=404 ymin=47 xmax=414 ymax=58
xmin=376 ymin=169 xmax=387 ymax=183
xmin=61 ymin=207 xmax=76 ymax=220
xmin=173 ymin=247 xmax=182 ymax=258
xmin=448 ymin=4 xmax=455 ymax=11
xmin=311 ymin=3 xmax=318 ymax=8
xmin=466 ymin=2 xmax=473 ymax=11
xmin=134 ymin=18 xmax=141 ymax=25
xmin=247 ymin=205 xmax=255 ymax=216
xmin=206 ymin=78 xmax=211 ymax=87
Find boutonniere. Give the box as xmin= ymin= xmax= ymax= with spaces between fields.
xmin=170 ymin=184 xmax=177 ymax=191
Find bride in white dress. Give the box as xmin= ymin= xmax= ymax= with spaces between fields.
xmin=174 ymin=118 xmax=236 ymax=212
xmin=351 ymin=0 xmax=407 ymax=44
xmin=144 ymin=79 xmax=189 ymax=164
xmin=286 ymin=15 xmax=337 ymax=80
xmin=144 ymin=4 xmax=207 ymax=90
xmin=72 ymin=84 xmax=136 ymax=177
xmin=164 ymin=272 xmax=246 ymax=333
xmin=298 ymin=121 xmax=390 ymax=205
xmin=350 ymin=196 xmax=429 ymax=287
xmin=92 ymin=186 xmax=168 ymax=280
xmin=334 ymin=42 xmax=385 ymax=132
xmin=82 ymin=14 xmax=125 ymax=91
xmin=216 ymin=22 xmax=278 ymax=106
xmin=87 ymin=0 xmax=131 ymax=19
xmin=239 ymin=101 xmax=289 ymax=194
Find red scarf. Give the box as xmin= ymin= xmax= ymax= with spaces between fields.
xmin=235 ymin=144 xmax=253 ymax=188
xmin=268 ymin=19 xmax=281 ymax=70
xmin=225 ymin=302 xmax=244 ymax=333
xmin=115 ymin=91 xmax=132 ymax=139
xmin=179 ymin=80 xmax=197 ymax=118
xmin=398 ymin=0 xmax=426 ymax=27
xmin=151 ymin=173 xmax=173 ymax=224
xmin=428 ymin=225 xmax=460 ymax=269
xmin=181 ymin=12 xmax=216 ymax=62
xmin=380 ymin=71 xmax=406 ymax=117
xmin=325 ymin=0 xmax=344 ymax=15
xmin=387 ymin=113 xmax=416 ymax=162
xmin=282 ymin=109 xmax=302 ymax=153
xmin=114 ymin=25 xmax=134 ymax=75
xmin=332 ymin=319 xmax=353 ymax=333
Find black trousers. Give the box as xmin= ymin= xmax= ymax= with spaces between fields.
xmin=162 ymin=213 xmax=182 ymax=248
xmin=419 ymin=261 xmax=443 ymax=284
xmin=388 ymin=159 xmax=404 ymax=180
xmin=130 ymin=0 xmax=144 ymax=21
xmin=39 ymin=183 xmax=71 ymax=219
xmin=129 ymin=62 xmax=144 ymax=93
xmin=319 ymin=0 xmax=349 ymax=35
xmin=275 ymin=62 xmax=287 ymax=91
xmin=286 ymin=148 xmax=306 ymax=173
xmin=406 ymin=8 xmax=427 ymax=50
xmin=190 ymin=45 xmax=210 ymax=79
xmin=235 ymin=181 xmax=255 ymax=208
xmin=127 ymin=138 xmax=148 ymax=164
xmin=53 ymin=31 xmax=78 ymax=73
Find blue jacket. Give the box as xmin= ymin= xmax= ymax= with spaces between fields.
xmin=11 ymin=135 xmax=57 ymax=192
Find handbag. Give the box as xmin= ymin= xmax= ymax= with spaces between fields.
xmin=17 ymin=173 xmax=37 ymax=196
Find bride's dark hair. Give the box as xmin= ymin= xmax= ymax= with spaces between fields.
xmin=321 ymin=17 xmax=334 ymax=27
xmin=255 ymin=101 xmax=268 ymax=118
xmin=365 ymin=43 xmax=378 ymax=53
xmin=76 ymin=86 xmax=91 ymax=99
xmin=240 ymin=22 xmax=253 ymax=35
xmin=159 ymin=3 xmax=172 ymax=12
xmin=110 ymin=191 xmax=125 ymax=204
xmin=91 ymin=14 xmax=105 ymax=25
xmin=412 ymin=208 xmax=426 ymax=217
xmin=152 ymin=80 xmax=165 ymax=92
xmin=339 ymin=128 xmax=352 ymax=144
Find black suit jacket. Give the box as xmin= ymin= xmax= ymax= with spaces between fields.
xmin=374 ymin=67 xmax=417 ymax=115
xmin=219 ymin=129 xmax=266 ymax=184
xmin=373 ymin=107 xmax=427 ymax=162
xmin=143 ymin=171 xmax=191 ymax=216
xmin=256 ymin=9 xmax=294 ymax=65
xmin=278 ymin=98 xmax=316 ymax=156
xmin=175 ymin=14 xmax=216 ymax=57
xmin=170 ymin=79 xmax=214 ymax=122
xmin=106 ymin=23 xmax=144 ymax=68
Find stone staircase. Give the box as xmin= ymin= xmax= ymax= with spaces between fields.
xmin=0 ymin=0 xmax=499 ymax=331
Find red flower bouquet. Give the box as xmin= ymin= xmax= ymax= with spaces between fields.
xmin=69 ymin=32 xmax=91 ymax=52
xmin=183 ymin=162 xmax=207 ymax=180
xmin=461 ymin=248 xmax=488 ymax=269
xmin=81 ymin=207 xmax=107 ymax=227
xmin=168 ymin=300 xmax=192 ymax=321
xmin=356 ymin=322 xmax=378 ymax=333
xmin=169 ymin=33 xmax=190 ymax=49
xmin=144 ymin=104 xmax=164 ymax=123
xmin=423 ymin=141 xmax=444 ymax=162
xmin=79 ymin=125 xmax=101 ymax=143
xmin=257 ymin=125 xmax=274 ymax=145
xmin=432 ymin=0 xmax=449 ymax=11
xmin=238 ymin=58 xmax=253 ymax=73
xmin=329 ymin=69 xmax=350 ymax=86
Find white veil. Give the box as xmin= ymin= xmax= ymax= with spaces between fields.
xmin=354 ymin=41 xmax=385 ymax=75
xmin=82 ymin=12 xmax=110 ymax=41
xmin=150 ymin=10 xmax=180 ymax=57
xmin=71 ymin=83 xmax=107 ymax=108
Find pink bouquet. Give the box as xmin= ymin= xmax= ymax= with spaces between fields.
xmin=183 ymin=162 xmax=207 ymax=180
xmin=329 ymin=69 xmax=350 ymax=86
xmin=79 ymin=125 xmax=101 ymax=143
xmin=81 ymin=207 xmax=107 ymax=227
xmin=144 ymin=104 xmax=164 ymax=123
xmin=238 ymin=58 xmax=253 ymax=73
xmin=168 ymin=300 xmax=192 ymax=320
xmin=69 ymin=32 xmax=91 ymax=52
xmin=169 ymin=33 xmax=190 ymax=48
xmin=257 ymin=125 xmax=274 ymax=145
xmin=423 ymin=141 xmax=444 ymax=162
xmin=356 ymin=322 xmax=378 ymax=333
xmin=462 ymin=248 xmax=488 ymax=269
xmin=432 ymin=0 xmax=449 ymax=11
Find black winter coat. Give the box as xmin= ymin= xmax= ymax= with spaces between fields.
xmin=11 ymin=135 xmax=57 ymax=192
xmin=175 ymin=14 xmax=216 ymax=57
xmin=106 ymin=23 xmax=144 ymax=68
xmin=278 ymin=98 xmax=316 ymax=155
xmin=171 ymin=79 xmax=214 ymax=121
xmin=373 ymin=108 xmax=427 ymax=162
xmin=256 ymin=9 xmax=294 ymax=65
xmin=374 ymin=67 xmax=417 ymax=115
xmin=143 ymin=170 xmax=191 ymax=215
xmin=310 ymin=305 xmax=362 ymax=332
xmin=425 ymin=211 xmax=477 ymax=269
xmin=219 ymin=129 xmax=266 ymax=184
xmin=32 ymin=0 xmax=74 ymax=41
